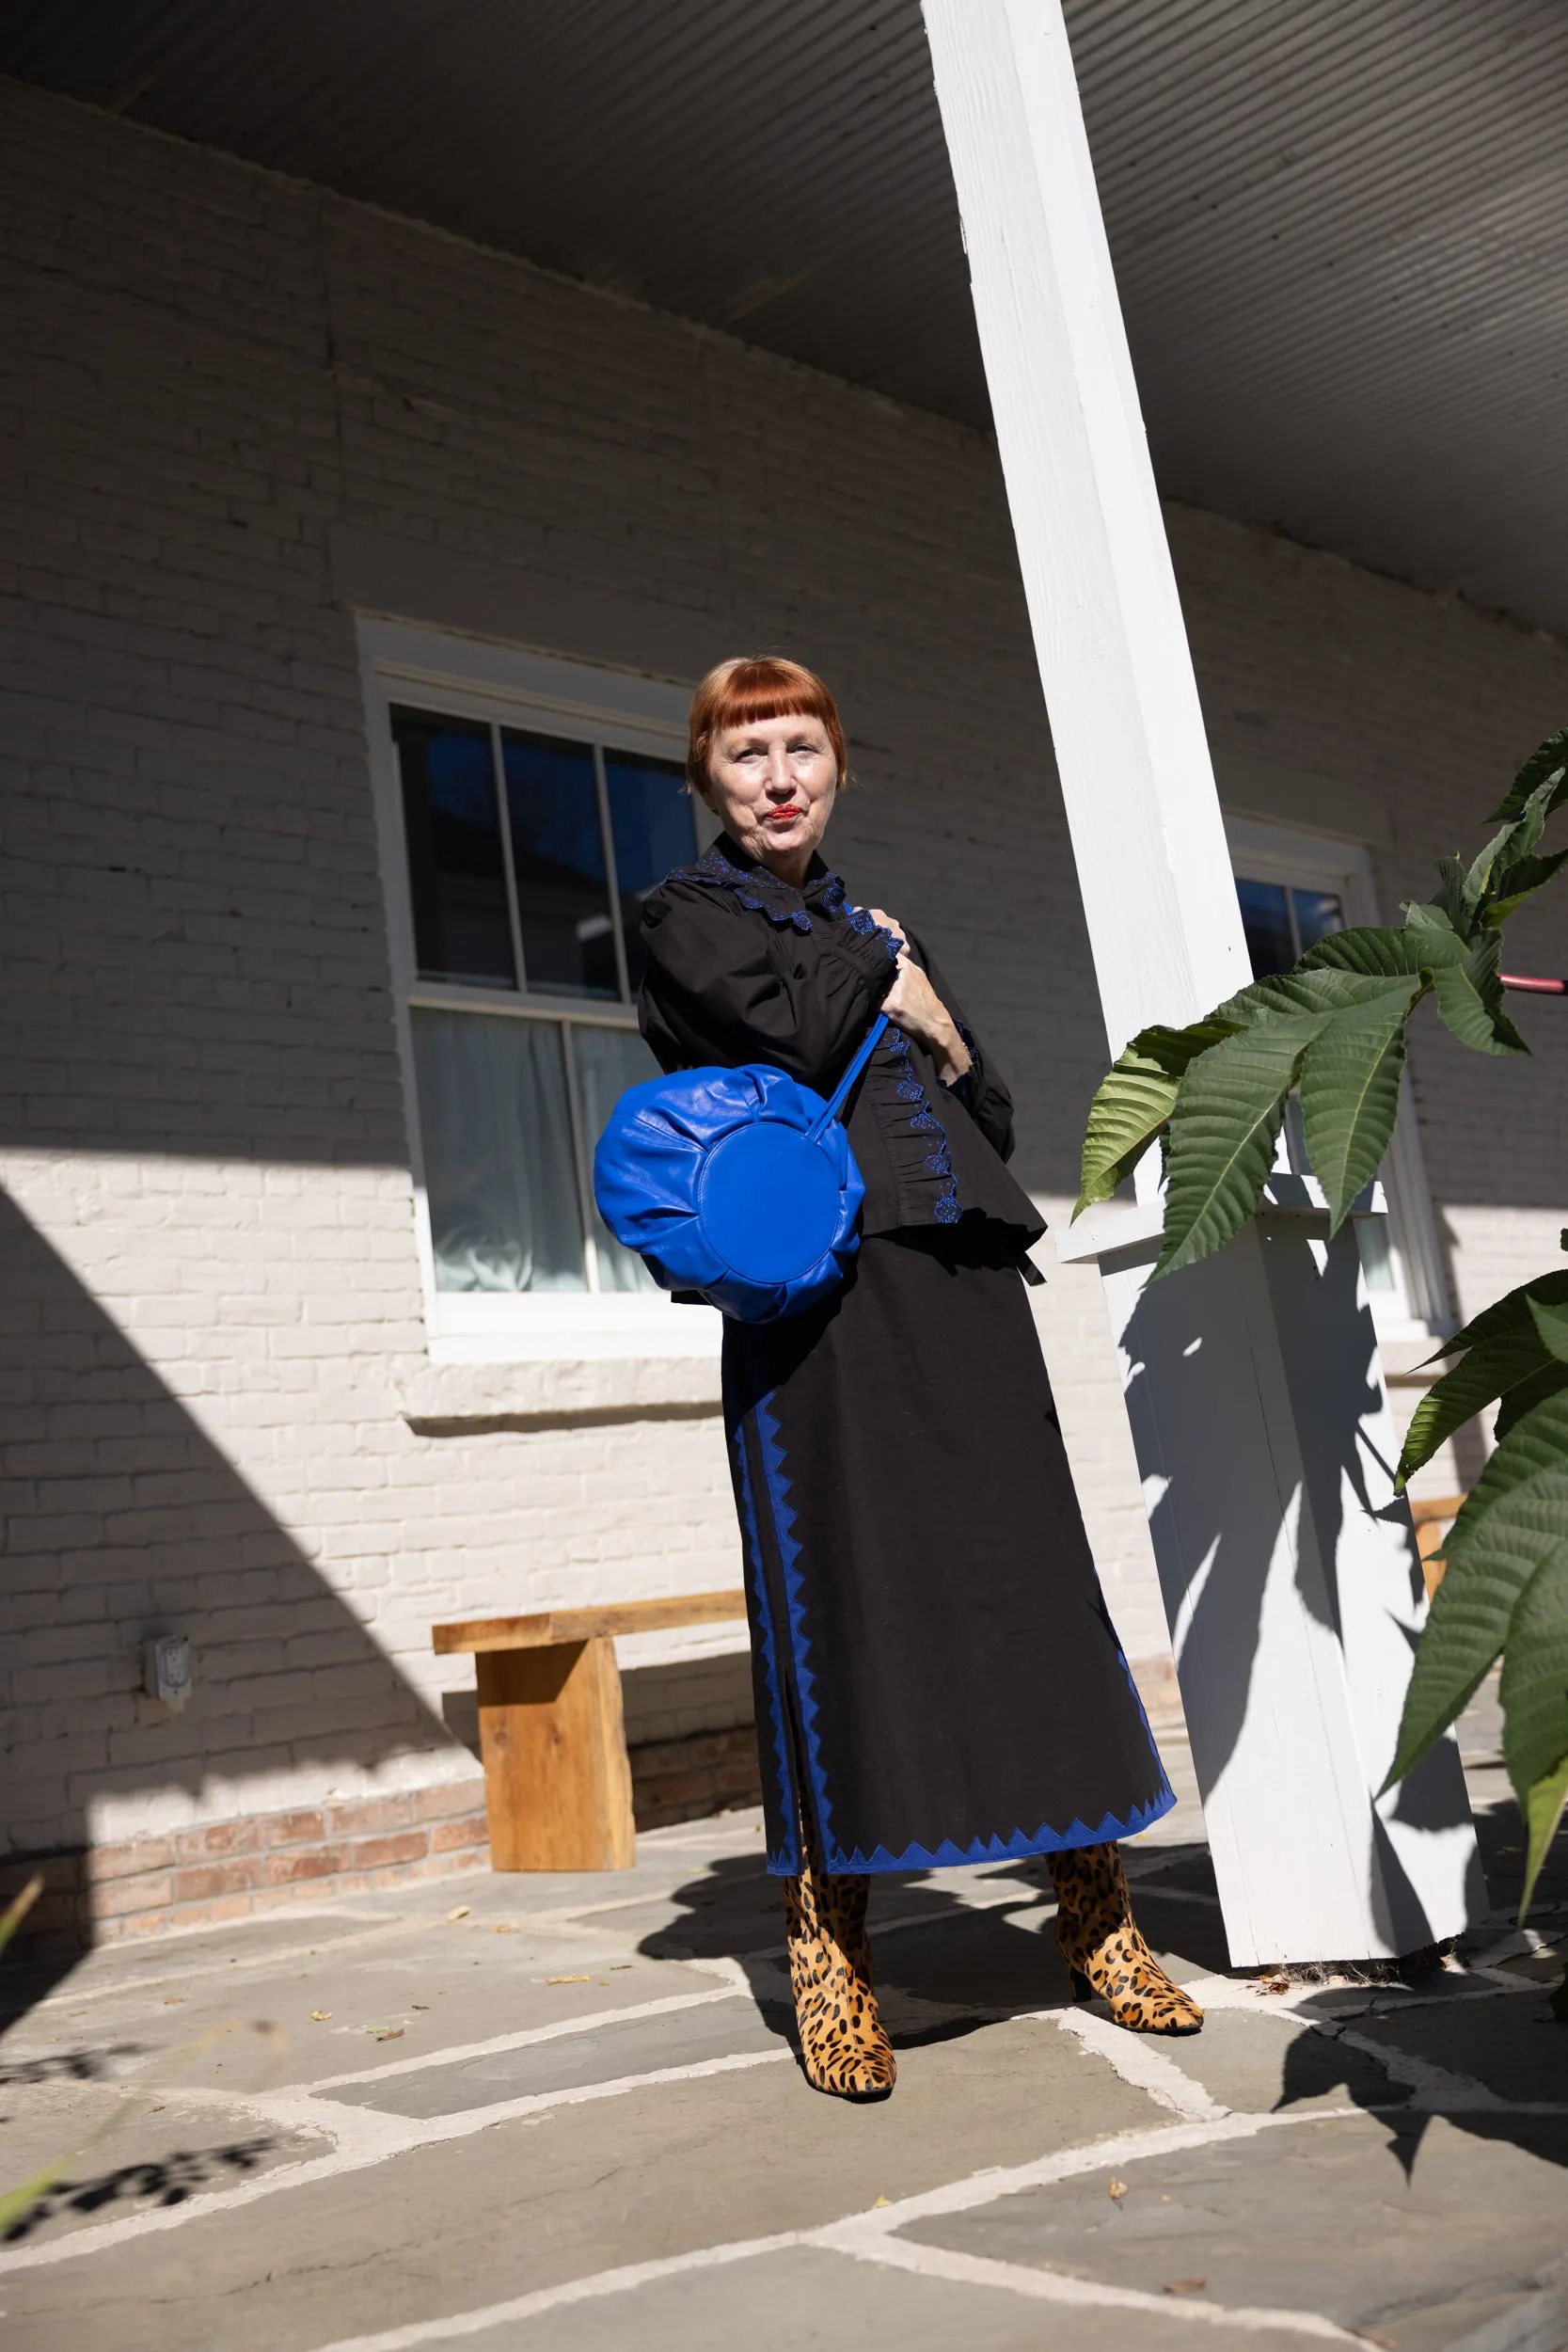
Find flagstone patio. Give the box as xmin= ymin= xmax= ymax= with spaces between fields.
xmin=1 ymin=1702 xmax=1563 ymax=2352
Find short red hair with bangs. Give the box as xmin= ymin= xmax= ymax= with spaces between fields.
xmin=687 ymin=657 xmax=848 ymax=799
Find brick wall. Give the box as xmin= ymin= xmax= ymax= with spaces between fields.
xmin=3 ymin=83 xmax=1565 ymax=1927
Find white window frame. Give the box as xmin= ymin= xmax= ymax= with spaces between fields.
xmin=358 ymin=619 xmax=721 ymax=1361
xmin=1224 ymin=814 xmax=1452 ymax=1341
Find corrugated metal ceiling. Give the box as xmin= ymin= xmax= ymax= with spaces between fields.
xmin=6 ymin=0 xmax=1568 ymax=633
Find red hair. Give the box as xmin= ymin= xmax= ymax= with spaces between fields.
xmin=687 ymin=657 xmax=848 ymax=797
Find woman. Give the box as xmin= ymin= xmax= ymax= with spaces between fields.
xmin=640 ymin=657 xmax=1200 ymax=2101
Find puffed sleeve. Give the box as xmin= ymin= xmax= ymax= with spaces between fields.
xmin=640 ymin=882 xmax=897 ymax=1088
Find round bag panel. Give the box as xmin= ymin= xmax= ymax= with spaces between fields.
xmin=695 ymin=1118 xmax=846 ymax=1285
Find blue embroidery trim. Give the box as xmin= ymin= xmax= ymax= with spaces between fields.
xmin=745 ymin=1385 xmax=1177 ymax=1876
xmin=819 ymin=873 xmax=901 ymax=961
xmin=670 ymin=848 xmax=905 ymax=958
xmin=669 ymin=843 xmax=814 ymax=931
xmin=729 ymin=1396 xmax=798 ymax=1876
xmin=753 ymin=1389 xmax=843 ymax=1867
xmin=883 ymin=1024 xmax=962 ymax=1224
xmin=827 ymin=1792 xmax=1177 ymax=1876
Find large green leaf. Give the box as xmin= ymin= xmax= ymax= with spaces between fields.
xmin=1491 ymin=726 xmax=1568 ymax=821
xmin=1214 ymin=966 xmax=1426 ymax=1024
xmin=1431 ymin=930 xmax=1528 ymax=1056
xmin=1385 ymin=1565 xmax=1509 ymax=1794
xmin=1484 ymin=844 xmax=1568 ymax=926
xmin=1496 ymin=1363 xmax=1568 ymax=1443
xmin=1075 ymin=1020 xmax=1240 ymax=1216
xmin=1490 ymin=1391 xmax=1568 ymax=1915
xmin=1530 ymin=1297 xmax=1568 ymax=1365
xmin=1498 ymin=1510 xmax=1568 ymax=1799
xmin=1428 ymin=1267 xmax=1568 ymax=1360
xmin=1078 ymin=1061 xmax=1177 ymax=1218
xmin=1398 ymin=1315 xmax=1563 ymax=1487
xmin=1386 ymin=1387 xmax=1568 ymax=1790
xmin=1402 ymin=898 xmax=1460 ymax=941
xmin=1431 ymin=858 xmax=1473 ymax=937
xmin=1296 ymin=982 xmax=1421 ymax=1232
xmin=1522 ymin=1752 xmax=1568 ymax=1921
xmin=1463 ymin=790 xmax=1548 ymax=914
xmin=1298 ymin=925 xmax=1464 ymax=981
xmin=1153 ymin=1015 xmax=1327 ymax=1280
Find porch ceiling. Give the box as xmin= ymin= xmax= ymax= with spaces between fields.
xmin=8 ymin=0 xmax=1568 ymax=635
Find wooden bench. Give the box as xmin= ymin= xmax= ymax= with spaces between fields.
xmin=1409 ymin=1494 xmax=1466 ymax=1599
xmin=434 ymin=1591 xmax=747 ymax=1871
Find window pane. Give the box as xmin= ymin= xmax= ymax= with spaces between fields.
xmin=571 ymin=1024 xmax=664 ymax=1294
xmin=500 ymin=729 xmax=619 ymax=999
xmin=1291 ymin=888 xmax=1344 ymax=952
xmin=393 ymin=707 xmax=516 ymax=988
xmin=411 ymin=1009 xmax=586 ymax=1292
xmin=604 ymin=752 xmax=695 ymax=993
xmin=1236 ymin=877 xmax=1294 ymax=977
xmin=1355 ymin=1214 xmax=1401 ymax=1296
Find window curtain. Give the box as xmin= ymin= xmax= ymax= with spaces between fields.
xmin=411 ymin=1009 xmax=584 ymax=1292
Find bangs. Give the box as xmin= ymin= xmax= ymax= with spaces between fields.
xmin=687 ymin=657 xmax=847 ymax=793
xmin=708 ymin=663 xmax=832 ymax=733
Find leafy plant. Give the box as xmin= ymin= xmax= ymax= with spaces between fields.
xmin=1391 ymin=1248 xmax=1568 ymax=1920
xmin=1078 ymin=728 xmax=1568 ymax=1918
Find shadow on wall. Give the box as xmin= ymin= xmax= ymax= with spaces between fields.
xmin=1122 ymin=1214 xmax=1482 ymax=1962
xmin=0 ymin=1189 xmax=456 ymax=1986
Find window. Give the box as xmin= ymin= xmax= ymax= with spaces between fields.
xmin=1235 ymin=878 xmax=1346 ymax=975
xmin=1227 ymin=817 xmax=1450 ymax=1337
xmin=360 ymin=625 xmax=714 ymax=1353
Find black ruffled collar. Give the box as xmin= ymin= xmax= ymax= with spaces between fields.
xmin=671 ymin=835 xmax=826 ymax=931
xmin=668 ymin=836 xmax=892 ymax=961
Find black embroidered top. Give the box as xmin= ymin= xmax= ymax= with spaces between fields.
xmin=637 ymin=835 xmax=1044 ymax=1244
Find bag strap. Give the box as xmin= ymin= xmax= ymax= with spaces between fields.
xmin=809 ymin=1010 xmax=890 ymax=1141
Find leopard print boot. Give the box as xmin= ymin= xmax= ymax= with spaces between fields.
xmin=784 ymin=1812 xmax=896 ymax=2100
xmin=1049 ymin=1841 xmax=1203 ymax=2035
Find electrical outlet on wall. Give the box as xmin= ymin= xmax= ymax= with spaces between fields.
xmin=143 ymin=1635 xmax=194 ymax=1712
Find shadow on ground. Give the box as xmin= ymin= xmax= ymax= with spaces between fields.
xmin=2 ymin=2137 xmax=282 ymax=2245
xmin=0 ymin=1191 xmax=460 ymax=2020
xmin=639 ymin=1814 xmax=1568 ymax=2176
xmin=636 ymin=1836 xmax=1231 ymax=2070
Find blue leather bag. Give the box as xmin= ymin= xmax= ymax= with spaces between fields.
xmin=592 ymin=1014 xmax=890 ymax=1323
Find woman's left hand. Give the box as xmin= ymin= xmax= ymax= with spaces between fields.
xmin=867 ymin=909 xmax=972 ymax=1087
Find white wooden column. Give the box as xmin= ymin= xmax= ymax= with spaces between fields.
xmin=923 ymin=0 xmax=1481 ymax=1963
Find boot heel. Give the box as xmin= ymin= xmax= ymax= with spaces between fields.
xmin=1070 ymin=1966 xmax=1095 ymax=2003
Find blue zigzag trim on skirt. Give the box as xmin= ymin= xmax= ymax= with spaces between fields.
xmin=752 ymin=1390 xmax=843 ymax=1868
xmin=745 ymin=1389 xmax=1177 ymax=1875
xmin=729 ymin=1403 xmax=797 ymax=1877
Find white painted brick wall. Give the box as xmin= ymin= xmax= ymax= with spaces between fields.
xmin=3 ymin=83 xmax=1565 ymax=1859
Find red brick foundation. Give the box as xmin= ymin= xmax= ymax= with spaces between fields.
xmin=628 ymin=1726 xmax=764 ymax=1830
xmin=3 ymin=1662 xmax=1184 ymax=1952
xmin=3 ymin=1781 xmax=491 ymax=1952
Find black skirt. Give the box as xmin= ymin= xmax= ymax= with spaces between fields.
xmin=722 ymin=1223 xmax=1176 ymax=1875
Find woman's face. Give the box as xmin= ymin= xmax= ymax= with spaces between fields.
xmin=704 ymin=711 xmax=837 ymax=877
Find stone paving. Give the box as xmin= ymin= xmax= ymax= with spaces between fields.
xmin=1 ymin=1711 xmax=1565 ymax=2352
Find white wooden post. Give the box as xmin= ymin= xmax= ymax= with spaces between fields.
xmin=923 ymin=0 xmax=1482 ymax=1963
